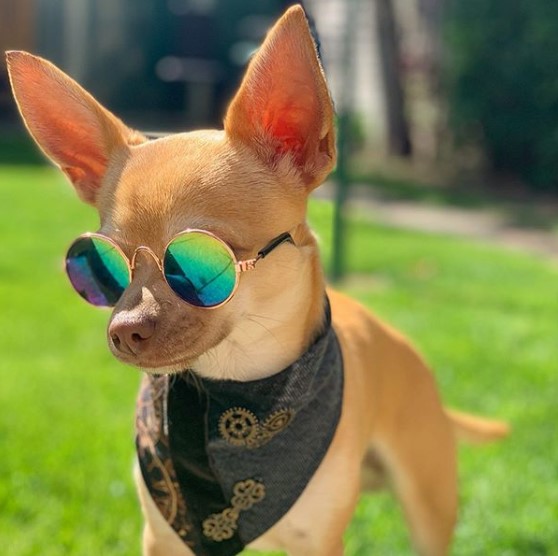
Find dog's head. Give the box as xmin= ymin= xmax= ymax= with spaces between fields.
xmin=7 ymin=6 xmax=336 ymax=380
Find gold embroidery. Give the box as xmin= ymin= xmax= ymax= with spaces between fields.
xmin=202 ymin=508 xmax=238 ymax=542
xmin=219 ymin=407 xmax=296 ymax=448
xmin=218 ymin=408 xmax=259 ymax=447
xmin=202 ymin=479 xmax=266 ymax=542
xmin=136 ymin=375 xmax=192 ymax=541
xmin=231 ymin=478 xmax=266 ymax=510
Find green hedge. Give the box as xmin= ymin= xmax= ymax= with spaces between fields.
xmin=445 ymin=0 xmax=558 ymax=191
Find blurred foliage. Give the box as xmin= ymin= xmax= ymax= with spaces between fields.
xmin=0 ymin=134 xmax=43 ymax=165
xmin=445 ymin=0 xmax=558 ymax=191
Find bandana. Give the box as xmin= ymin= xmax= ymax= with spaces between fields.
xmin=136 ymin=300 xmax=343 ymax=556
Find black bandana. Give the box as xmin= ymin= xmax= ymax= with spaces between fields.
xmin=136 ymin=300 xmax=344 ymax=556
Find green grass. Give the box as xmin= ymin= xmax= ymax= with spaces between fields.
xmin=1 ymin=165 xmax=557 ymax=555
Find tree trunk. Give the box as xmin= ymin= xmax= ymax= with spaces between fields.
xmin=375 ymin=0 xmax=412 ymax=157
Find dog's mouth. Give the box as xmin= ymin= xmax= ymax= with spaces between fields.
xmin=107 ymin=326 xmax=232 ymax=376
xmin=107 ymin=309 xmax=234 ymax=376
xmin=141 ymin=362 xmax=193 ymax=376
xmin=109 ymin=347 xmax=197 ymax=374
xmin=119 ymin=354 xmax=196 ymax=376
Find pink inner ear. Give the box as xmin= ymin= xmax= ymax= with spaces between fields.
xmin=28 ymin=104 xmax=112 ymax=203
xmin=225 ymin=6 xmax=336 ymax=187
xmin=40 ymin=116 xmax=110 ymax=180
xmin=264 ymin=108 xmax=306 ymax=160
xmin=261 ymin=88 xmax=319 ymax=165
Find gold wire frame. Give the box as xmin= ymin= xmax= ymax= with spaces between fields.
xmin=65 ymin=229 xmax=278 ymax=310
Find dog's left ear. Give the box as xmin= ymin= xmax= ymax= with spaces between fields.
xmin=225 ymin=5 xmax=336 ymax=190
xmin=6 ymin=51 xmax=144 ymax=206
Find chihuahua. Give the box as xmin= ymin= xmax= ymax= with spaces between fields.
xmin=7 ymin=5 xmax=507 ymax=556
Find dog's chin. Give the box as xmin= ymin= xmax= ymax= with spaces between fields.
xmin=140 ymin=362 xmax=194 ymax=376
xmin=108 ymin=349 xmax=195 ymax=376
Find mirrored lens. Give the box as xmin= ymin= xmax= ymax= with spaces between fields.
xmin=163 ymin=232 xmax=237 ymax=307
xmin=65 ymin=236 xmax=130 ymax=307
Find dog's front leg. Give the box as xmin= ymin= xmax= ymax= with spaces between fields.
xmin=252 ymin=534 xmax=345 ymax=556
xmin=287 ymin=542 xmax=344 ymax=556
xmin=135 ymin=464 xmax=195 ymax=556
xmin=317 ymin=542 xmax=344 ymax=556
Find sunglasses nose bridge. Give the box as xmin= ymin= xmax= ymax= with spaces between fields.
xmin=130 ymin=246 xmax=164 ymax=277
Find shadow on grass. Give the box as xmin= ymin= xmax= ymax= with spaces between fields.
xmin=509 ymin=537 xmax=554 ymax=556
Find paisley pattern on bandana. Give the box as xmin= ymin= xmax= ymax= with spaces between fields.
xmin=136 ymin=375 xmax=194 ymax=545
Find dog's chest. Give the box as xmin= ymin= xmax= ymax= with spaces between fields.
xmin=136 ymin=308 xmax=343 ymax=556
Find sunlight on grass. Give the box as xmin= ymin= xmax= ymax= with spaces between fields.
xmin=1 ymin=166 xmax=557 ymax=555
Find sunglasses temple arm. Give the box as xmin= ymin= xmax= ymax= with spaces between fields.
xmin=236 ymin=232 xmax=295 ymax=273
xmin=257 ymin=232 xmax=295 ymax=259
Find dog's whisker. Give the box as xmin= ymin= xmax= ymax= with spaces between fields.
xmin=244 ymin=312 xmax=286 ymax=323
xmin=243 ymin=317 xmax=285 ymax=348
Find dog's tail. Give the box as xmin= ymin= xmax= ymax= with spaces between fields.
xmin=445 ymin=409 xmax=510 ymax=444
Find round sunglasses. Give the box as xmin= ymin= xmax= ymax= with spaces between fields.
xmin=65 ymin=229 xmax=294 ymax=309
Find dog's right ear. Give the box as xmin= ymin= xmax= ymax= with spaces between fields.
xmin=6 ymin=51 xmax=144 ymax=205
xmin=224 ymin=5 xmax=336 ymax=191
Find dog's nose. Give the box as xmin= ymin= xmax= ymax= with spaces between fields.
xmin=109 ymin=318 xmax=155 ymax=356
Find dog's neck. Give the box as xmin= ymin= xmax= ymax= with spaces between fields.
xmin=194 ymin=231 xmax=325 ymax=382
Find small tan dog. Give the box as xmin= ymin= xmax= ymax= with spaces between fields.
xmin=7 ymin=6 xmax=507 ymax=556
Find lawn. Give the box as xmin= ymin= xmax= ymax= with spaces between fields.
xmin=1 ymin=165 xmax=556 ymax=555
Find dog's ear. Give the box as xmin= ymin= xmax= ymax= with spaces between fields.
xmin=6 ymin=51 xmax=144 ymax=205
xmin=224 ymin=5 xmax=336 ymax=190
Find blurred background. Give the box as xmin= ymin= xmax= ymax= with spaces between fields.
xmin=3 ymin=0 xmax=558 ymax=191
xmin=2 ymin=0 xmax=558 ymax=266
xmin=1 ymin=1 xmax=557 ymax=555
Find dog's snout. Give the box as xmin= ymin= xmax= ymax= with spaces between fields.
xmin=109 ymin=318 xmax=155 ymax=356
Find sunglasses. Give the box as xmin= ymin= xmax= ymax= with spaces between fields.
xmin=65 ymin=229 xmax=294 ymax=309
